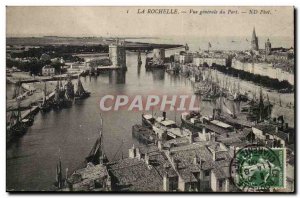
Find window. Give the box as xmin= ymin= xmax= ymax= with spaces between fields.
xmin=204 ymin=170 xmax=210 ymax=177
xmin=218 ymin=180 xmax=223 ymax=188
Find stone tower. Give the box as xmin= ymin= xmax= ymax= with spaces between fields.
xmin=265 ymin=38 xmax=272 ymax=55
xmin=109 ymin=39 xmax=126 ymax=68
xmin=251 ymin=27 xmax=259 ymax=51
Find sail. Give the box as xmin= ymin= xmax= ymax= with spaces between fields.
xmin=65 ymin=78 xmax=74 ymax=99
xmin=76 ymin=78 xmax=85 ymax=95
xmin=223 ymin=100 xmax=234 ymax=116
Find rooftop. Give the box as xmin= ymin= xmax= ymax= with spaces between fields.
xmin=253 ymin=124 xmax=289 ymax=141
xmin=210 ymin=120 xmax=233 ymax=129
xmin=107 ymin=151 xmax=174 ymax=192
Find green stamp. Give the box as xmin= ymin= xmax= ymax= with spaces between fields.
xmin=230 ymin=145 xmax=286 ymax=191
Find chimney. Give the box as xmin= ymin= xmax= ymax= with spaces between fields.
xmin=163 ymin=173 xmax=170 ymax=191
xmin=163 ymin=111 xmax=166 ymax=121
xmin=158 ymin=140 xmax=162 ymax=151
xmin=145 ymin=153 xmax=150 ymax=165
xmin=212 ymin=150 xmax=216 ymax=161
xmin=106 ymin=175 xmax=112 ymax=191
xmin=202 ymin=127 xmax=206 ymax=135
xmin=189 ymin=133 xmax=193 ymax=144
xmin=174 ymin=161 xmax=179 ymax=170
xmin=212 ymin=132 xmax=216 ymax=142
xmin=193 ymin=156 xmax=202 ymax=167
xmin=165 ymin=149 xmax=170 ymax=157
xmin=128 ymin=144 xmax=135 ymax=158
xmin=136 ymin=148 xmax=141 ymax=160
xmin=170 ymin=156 xmax=174 ymax=164
xmin=198 ymin=132 xmax=202 ymax=139
xmin=208 ymin=133 xmax=211 ymax=141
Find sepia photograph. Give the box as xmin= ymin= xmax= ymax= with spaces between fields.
xmin=5 ymin=6 xmax=295 ymax=192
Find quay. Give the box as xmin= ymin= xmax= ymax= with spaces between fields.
xmin=7 ymin=72 xmax=83 ymax=84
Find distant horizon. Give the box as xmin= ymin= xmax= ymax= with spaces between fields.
xmin=6 ymin=35 xmax=294 ymax=51
xmin=6 ymin=35 xmax=294 ymax=38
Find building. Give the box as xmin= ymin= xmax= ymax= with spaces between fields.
xmin=107 ymin=131 xmax=236 ymax=192
xmin=62 ymin=163 xmax=111 ymax=191
xmin=65 ymin=116 xmax=294 ymax=192
xmin=109 ymin=39 xmax=126 ymax=68
xmin=231 ymin=59 xmax=294 ymax=85
xmin=42 ymin=65 xmax=55 ymax=76
xmin=265 ymin=38 xmax=272 ymax=55
xmin=153 ymin=48 xmax=165 ymax=62
xmin=174 ymin=51 xmax=186 ymax=62
xmin=193 ymin=57 xmax=227 ymax=67
xmin=251 ymin=27 xmax=259 ymax=51
xmin=179 ymin=52 xmax=193 ymax=64
xmin=51 ymin=57 xmax=65 ymax=64
xmin=40 ymin=53 xmax=51 ymax=62
xmin=251 ymin=119 xmax=293 ymax=148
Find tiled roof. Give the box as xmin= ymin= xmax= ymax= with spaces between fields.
xmin=254 ymin=124 xmax=289 ymax=141
xmin=107 ymin=158 xmax=164 ymax=191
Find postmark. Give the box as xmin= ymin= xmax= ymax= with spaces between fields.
xmin=230 ymin=145 xmax=286 ymax=192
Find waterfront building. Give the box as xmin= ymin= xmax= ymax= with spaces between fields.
xmin=251 ymin=27 xmax=259 ymax=51
xmin=42 ymin=65 xmax=55 ymax=76
xmin=193 ymin=56 xmax=227 ymax=67
xmin=109 ymin=39 xmax=126 ymax=68
xmin=179 ymin=52 xmax=193 ymax=64
xmin=153 ymin=48 xmax=166 ymax=63
xmin=174 ymin=51 xmax=186 ymax=62
xmin=231 ymin=59 xmax=294 ymax=85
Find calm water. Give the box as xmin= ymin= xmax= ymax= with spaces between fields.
xmin=6 ymin=49 xmax=216 ymax=191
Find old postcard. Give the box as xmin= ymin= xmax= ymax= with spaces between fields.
xmin=6 ymin=6 xmax=295 ymax=192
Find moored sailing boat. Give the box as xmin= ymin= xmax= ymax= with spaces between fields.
xmin=7 ymin=101 xmax=28 ymax=145
xmin=39 ymin=82 xmax=52 ymax=112
xmin=86 ymin=115 xmax=108 ymax=165
xmin=63 ymin=76 xmax=74 ymax=107
xmin=74 ymin=77 xmax=90 ymax=100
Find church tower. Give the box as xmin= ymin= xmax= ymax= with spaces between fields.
xmin=251 ymin=27 xmax=259 ymax=51
xmin=265 ymin=38 xmax=272 ymax=55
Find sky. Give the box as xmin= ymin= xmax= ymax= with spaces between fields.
xmin=6 ymin=6 xmax=294 ymax=38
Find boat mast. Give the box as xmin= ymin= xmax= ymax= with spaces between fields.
xmin=99 ymin=113 xmax=104 ymax=165
xmin=43 ymin=82 xmax=47 ymax=105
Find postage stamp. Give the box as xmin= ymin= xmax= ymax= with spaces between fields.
xmin=230 ymin=145 xmax=286 ymax=192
